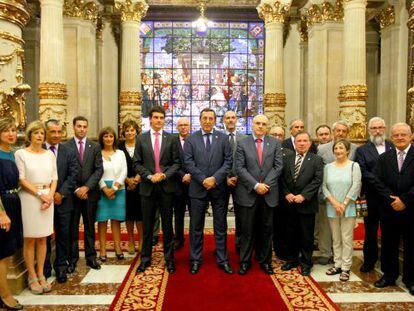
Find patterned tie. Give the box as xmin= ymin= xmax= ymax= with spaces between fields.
xmin=229 ymin=133 xmax=235 ymax=151
xmin=205 ymin=133 xmax=211 ymax=154
xmin=49 ymin=145 xmax=56 ymax=157
xmin=256 ymin=138 xmax=263 ymax=165
xmin=398 ymin=150 xmax=405 ymax=172
xmin=154 ymin=132 xmax=161 ymax=173
xmin=78 ymin=140 xmax=84 ymax=162
xmin=294 ymin=154 xmax=303 ymax=182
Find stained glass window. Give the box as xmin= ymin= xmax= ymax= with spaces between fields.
xmin=140 ymin=21 xmax=265 ymax=133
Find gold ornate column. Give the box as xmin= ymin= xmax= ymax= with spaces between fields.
xmin=257 ymin=0 xmax=292 ymax=127
xmin=38 ymin=0 xmax=68 ymax=126
xmin=0 ymin=0 xmax=31 ymax=132
xmin=115 ymin=0 xmax=148 ymax=128
xmin=338 ymin=0 xmax=367 ymax=141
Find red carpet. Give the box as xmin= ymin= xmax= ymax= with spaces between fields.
xmin=110 ymin=232 xmax=339 ymax=311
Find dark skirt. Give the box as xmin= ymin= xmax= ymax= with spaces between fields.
xmin=125 ymin=187 xmax=142 ymax=221
xmin=0 ymin=193 xmax=23 ymax=260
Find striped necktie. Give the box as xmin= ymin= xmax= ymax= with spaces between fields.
xmin=294 ymin=154 xmax=303 ymax=181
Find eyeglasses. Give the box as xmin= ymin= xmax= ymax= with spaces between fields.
xmin=369 ymin=126 xmax=385 ymax=130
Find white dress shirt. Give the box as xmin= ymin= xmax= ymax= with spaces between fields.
xmin=150 ymin=129 xmax=163 ymax=150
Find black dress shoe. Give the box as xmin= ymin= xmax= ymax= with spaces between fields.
xmin=218 ymin=263 xmax=233 ymax=274
xmin=190 ymin=263 xmax=200 ymax=274
xmin=260 ymin=264 xmax=274 ymax=275
xmin=408 ymin=285 xmax=414 ymax=296
xmin=374 ymin=277 xmax=396 ymax=288
xmin=137 ymin=261 xmax=151 ymax=273
xmin=0 ymin=297 xmax=23 ymax=310
xmin=166 ymin=261 xmax=176 ymax=273
xmin=152 ymin=236 xmax=159 ymax=246
xmin=56 ymin=272 xmax=68 ymax=284
xmin=281 ymin=262 xmax=298 ymax=271
xmin=238 ymin=263 xmax=250 ymax=275
xmin=66 ymin=263 xmax=76 ymax=274
xmin=86 ymin=259 xmax=101 ymax=270
xmin=359 ymin=263 xmax=374 ymax=273
xmin=301 ymin=266 xmax=311 ymax=276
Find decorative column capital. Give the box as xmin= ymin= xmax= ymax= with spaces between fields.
xmin=115 ymin=0 xmax=148 ymax=23
xmin=375 ymin=5 xmax=395 ymax=29
xmin=338 ymin=84 xmax=367 ymax=102
xmin=38 ymin=82 xmax=68 ymax=100
xmin=63 ymin=0 xmax=99 ymax=22
xmin=305 ymin=1 xmax=343 ymax=28
xmin=264 ymin=92 xmax=287 ymax=127
xmin=119 ymin=91 xmax=142 ymax=127
xmin=0 ymin=0 xmax=31 ymax=28
xmin=257 ymin=1 xmax=291 ymax=25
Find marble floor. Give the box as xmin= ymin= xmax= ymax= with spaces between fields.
xmin=11 ymin=217 xmax=414 ymax=311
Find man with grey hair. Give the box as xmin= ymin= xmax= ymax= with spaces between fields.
xmin=316 ymin=120 xmax=358 ymax=265
xmin=282 ymin=119 xmax=317 ymax=154
xmin=355 ymin=117 xmax=393 ymax=272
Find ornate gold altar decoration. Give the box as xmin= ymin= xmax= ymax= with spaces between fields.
xmin=63 ymin=0 xmax=99 ymax=22
xmin=257 ymin=1 xmax=291 ymax=25
xmin=264 ymin=93 xmax=287 ymax=127
xmin=305 ymin=0 xmax=343 ymax=28
xmin=338 ymin=85 xmax=367 ymax=140
xmin=0 ymin=84 xmax=31 ymax=131
xmin=115 ymin=0 xmax=149 ymax=22
xmin=375 ymin=5 xmax=395 ymax=29
xmin=0 ymin=0 xmax=30 ymax=28
xmin=119 ymin=91 xmax=143 ymax=126
xmin=38 ymin=83 xmax=68 ymax=124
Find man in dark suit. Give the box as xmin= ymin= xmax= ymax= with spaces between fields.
xmin=223 ymin=110 xmax=247 ymax=253
xmin=235 ymin=115 xmax=283 ymax=275
xmin=43 ymin=119 xmax=79 ymax=283
xmin=281 ymin=132 xmax=324 ymax=276
xmin=373 ymin=123 xmax=414 ymax=295
xmin=184 ymin=108 xmax=233 ymax=274
xmin=282 ymin=119 xmax=317 ymax=154
xmin=66 ymin=116 xmax=103 ymax=271
xmin=355 ymin=117 xmax=393 ymax=273
xmin=133 ymin=106 xmax=180 ymax=273
xmin=174 ymin=117 xmax=191 ymax=250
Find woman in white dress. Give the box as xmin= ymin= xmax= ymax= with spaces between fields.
xmin=15 ymin=121 xmax=57 ymax=294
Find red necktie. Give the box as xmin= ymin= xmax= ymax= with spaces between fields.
xmin=256 ymin=138 xmax=263 ymax=165
xmin=78 ymin=140 xmax=84 ymax=162
xmin=154 ymin=132 xmax=161 ymax=173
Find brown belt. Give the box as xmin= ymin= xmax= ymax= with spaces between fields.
xmin=34 ymin=184 xmax=51 ymax=189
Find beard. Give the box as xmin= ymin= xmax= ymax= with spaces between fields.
xmin=369 ymin=134 xmax=385 ymax=146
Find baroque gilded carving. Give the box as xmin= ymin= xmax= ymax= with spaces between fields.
xmin=408 ymin=1 xmax=414 ymax=30
xmin=257 ymin=1 xmax=291 ymax=25
xmin=264 ymin=92 xmax=286 ymax=127
xmin=63 ymin=0 xmax=99 ymax=22
xmin=119 ymin=91 xmax=142 ymax=125
xmin=96 ymin=14 xmax=104 ymax=40
xmin=305 ymin=0 xmax=343 ymax=28
xmin=38 ymin=82 xmax=68 ymax=100
xmin=298 ymin=15 xmax=308 ymax=42
xmin=38 ymin=102 xmax=68 ymax=124
xmin=0 ymin=31 xmax=25 ymax=47
xmin=0 ymin=84 xmax=31 ymax=131
xmin=339 ymin=105 xmax=367 ymax=140
xmin=115 ymin=0 xmax=148 ymax=22
xmin=375 ymin=5 xmax=395 ymax=29
xmin=338 ymin=84 xmax=368 ymax=102
xmin=0 ymin=0 xmax=30 ymax=28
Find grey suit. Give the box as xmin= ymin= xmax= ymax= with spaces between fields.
xmin=65 ymin=138 xmax=103 ymax=263
xmin=235 ymin=135 xmax=283 ymax=264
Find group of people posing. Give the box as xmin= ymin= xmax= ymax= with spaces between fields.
xmin=0 ymin=107 xmax=413 ymax=311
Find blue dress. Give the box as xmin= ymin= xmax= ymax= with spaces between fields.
xmin=0 ymin=149 xmax=23 ymax=259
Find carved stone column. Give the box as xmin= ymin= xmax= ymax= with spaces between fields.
xmin=257 ymin=0 xmax=291 ymax=127
xmin=0 ymin=0 xmax=31 ymax=132
xmin=38 ymin=0 xmax=68 ymax=127
xmin=338 ymin=0 xmax=367 ymax=141
xmin=115 ymin=0 xmax=148 ymax=129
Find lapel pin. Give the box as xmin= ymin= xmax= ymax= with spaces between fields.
xmin=215 ymin=136 xmax=218 ymax=139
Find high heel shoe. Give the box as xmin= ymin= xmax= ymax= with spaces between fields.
xmin=116 ymin=252 xmax=124 ymax=260
xmin=28 ymin=277 xmax=43 ymax=295
xmin=0 ymin=297 xmax=23 ymax=310
xmin=38 ymin=276 xmax=52 ymax=293
xmin=99 ymin=255 xmax=107 ymax=262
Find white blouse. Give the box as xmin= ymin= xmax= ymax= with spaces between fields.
xmin=99 ymin=150 xmax=128 ymax=190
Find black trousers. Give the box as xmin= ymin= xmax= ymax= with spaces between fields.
xmin=190 ymin=194 xmax=228 ymax=265
xmin=70 ymin=198 xmax=97 ymax=263
xmin=380 ymin=213 xmax=414 ymax=286
xmin=273 ymin=204 xmax=289 ymax=259
xmin=141 ymin=185 xmax=174 ymax=264
xmin=225 ymin=187 xmax=241 ymax=251
xmin=45 ymin=197 xmax=74 ymax=274
xmin=363 ymin=199 xmax=380 ymax=268
xmin=173 ymin=190 xmax=190 ymax=243
xmin=285 ymin=207 xmax=315 ymax=269
xmin=239 ymin=197 xmax=273 ymax=265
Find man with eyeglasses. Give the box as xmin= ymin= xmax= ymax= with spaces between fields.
xmin=355 ymin=117 xmax=393 ymax=273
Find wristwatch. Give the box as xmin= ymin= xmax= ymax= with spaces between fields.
xmin=36 ymin=191 xmax=42 ymax=198
xmin=113 ymin=185 xmax=119 ymax=191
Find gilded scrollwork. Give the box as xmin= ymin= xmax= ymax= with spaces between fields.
xmin=0 ymin=31 xmax=25 ymax=47
xmin=338 ymin=84 xmax=368 ymax=102
xmin=119 ymin=91 xmax=142 ymax=127
xmin=305 ymin=0 xmax=343 ymax=28
xmin=0 ymin=0 xmax=30 ymax=28
xmin=264 ymin=92 xmax=286 ymax=127
xmin=339 ymin=104 xmax=367 ymax=140
xmin=114 ymin=0 xmax=149 ymax=23
xmin=38 ymin=82 xmax=68 ymax=100
xmin=38 ymin=102 xmax=68 ymax=126
xmin=0 ymin=84 xmax=31 ymax=131
xmin=257 ymin=1 xmax=291 ymax=25
xmin=375 ymin=5 xmax=395 ymax=29
xmin=63 ymin=0 xmax=99 ymax=23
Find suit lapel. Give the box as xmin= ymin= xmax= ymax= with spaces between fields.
xmin=389 ymin=150 xmax=399 ymax=173
xmin=208 ymin=130 xmax=219 ymax=163
xmin=297 ymin=152 xmax=311 ymax=178
xmin=143 ymin=132 xmax=155 ymax=163
xmin=401 ymin=146 xmax=414 ymax=172
xmin=70 ymin=138 xmax=82 ymax=163
xmin=248 ymin=136 xmax=260 ymax=167
xmin=260 ymin=136 xmax=271 ymax=168
xmin=159 ymin=132 xmax=168 ymax=160
xmin=288 ymin=153 xmax=296 ymax=180
xmin=367 ymin=141 xmax=379 ymax=158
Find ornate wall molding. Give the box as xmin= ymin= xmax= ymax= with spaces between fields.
xmin=119 ymin=90 xmax=142 ymax=105
xmin=0 ymin=31 xmax=25 ymax=46
xmin=264 ymin=92 xmax=286 ymax=127
xmin=305 ymin=0 xmax=343 ymax=28
xmin=63 ymin=0 xmax=99 ymax=22
xmin=375 ymin=5 xmax=395 ymax=29
xmin=38 ymin=82 xmax=68 ymax=100
xmin=119 ymin=91 xmax=142 ymax=126
xmin=0 ymin=0 xmax=30 ymax=28
xmin=257 ymin=1 xmax=291 ymax=25
xmin=338 ymin=84 xmax=368 ymax=102
xmin=115 ymin=0 xmax=148 ymax=22
xmin=38 ymin=102 xmax=68 ymax=125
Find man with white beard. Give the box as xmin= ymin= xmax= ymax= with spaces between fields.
xmin=355 ymin=117 xmax=394 ymax=272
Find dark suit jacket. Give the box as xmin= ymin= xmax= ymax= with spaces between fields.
xmin=133 ymin=131 xmax=180 ymax=196
xmin=183 ymin=129 xmax=233 ymax=199
xmin=281 ymin=152 xmax=324 ymax=214
xmin=175 ymin=136 xmax=190 ymax=196
xmin=282 ymin=137 xmax=317 ymax=154
xmin=55 ymin=143 xmax=79 ymax=199
xmin=118 ymin=140 xmax=137 ymax=179
xmin=227 ymin=132 xmax=248 ymax=177
xmin=374 ymin=146 xmax=414 ymax=218
xmin=235 ymin=135 xmax=283 ymax=207
xmin=355 ymin=140 xmax=393 ymax=203
xmin=65 ymin=138 xmax=103 ymax=202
